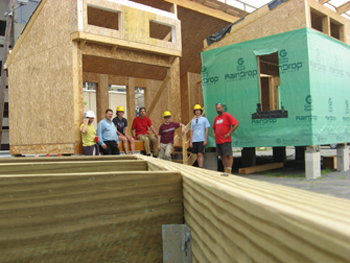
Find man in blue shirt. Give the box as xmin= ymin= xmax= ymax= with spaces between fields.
xmin=97 ymin=109 xmax=120 ymax=155
xmin=190 ymin=104 xmax=210 ymax=168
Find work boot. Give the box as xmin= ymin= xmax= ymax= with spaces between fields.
xmin=222 ymin=168 xmax=229 ymax=176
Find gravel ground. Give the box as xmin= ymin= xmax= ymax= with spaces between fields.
xmin=231 ymin=146 xmax=350 ymax=200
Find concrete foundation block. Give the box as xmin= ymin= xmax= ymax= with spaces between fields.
xmin=204 ymin=152 xmax=217 ymax=171
xmin=305 ymin=150 xmax=321 ymax=179
xmin=242 ymin=147 xmax=256 ymax=168
xmin=336 ymin=144 xmax=349 ymax=172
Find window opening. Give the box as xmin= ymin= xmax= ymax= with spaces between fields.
xmin=252 ymin=52 xmax=288 ymax=119
xmin=330 ymin=19 xmax=342 ymax=40
xmin=83 ymin=82 xmax=97 ymax=128
xmin=310 ymin=10 xmax=325 ymax=33
xmin=88 ymin=6 xmax=120 ymax=31
xmin=135 ymin=87 xmax=145 ymax=117
xmin=149 ymin=20 xmax=173 ymax=42
xmin=109 ymin=84 xmax=127 ymax=118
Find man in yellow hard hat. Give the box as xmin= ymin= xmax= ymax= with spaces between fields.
xmin=190 ymin=104 xmax=210 ymax=168
xmin=112 ymin=106 xmax=135 ymax=154
xmin=158 ymin=111 xmax=185 ymax=161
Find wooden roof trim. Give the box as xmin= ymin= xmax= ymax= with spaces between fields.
xmin=5 ymin=0 xmax=47 ymax=68
xmin=161 ymin=0 xmax=243 ymax=22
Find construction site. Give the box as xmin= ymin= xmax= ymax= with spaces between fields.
xmin=0 ymin=0 xmax=350 ymax=262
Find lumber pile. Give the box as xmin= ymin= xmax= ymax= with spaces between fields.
xmin=141 ymin=156 xmax=350 ymax=263
xmin=0 ymin=155 xmax=183 ymax=263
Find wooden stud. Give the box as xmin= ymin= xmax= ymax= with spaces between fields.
xmin=238 ymin=162 xmax=284 ymax=174
xmin=146 ymin=75 xmax=171 ymax=117
xmin=162 ymin=0 xmax=241 ymax=23
xmin=337 ymin=1 xmax=350 ymax=14
xmin=79 ymin=39 xmax=87 ymax=49
xmin=322 ymin=15 xmax=330 ymax=35
xmin=111 ymin=45 xmax=118 ymax=54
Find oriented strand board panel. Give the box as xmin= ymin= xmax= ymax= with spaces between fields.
xmin=141 ymin=156 xmax=350 ymax=263
xmin=81 ymin=43 xmax=171 ymax=68
xmin=80 ymin=0 xmax=181 ymax=52
xmin=206 ymin=0 xmax=308 ymax=51
xmin=188 ymin=72 xmax=203 ymax=119
xmin=0 ymin=170 xmax=183 ymax=262
xmin=11 ymin=0 xmax=71 ymax=64
xmin=8 ymin=42 xmax=75 ymax=152
xmin=146 ymin=79 xmax=168 ymax=131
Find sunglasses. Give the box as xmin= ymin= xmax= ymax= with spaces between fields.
xmin=164 ymin=116 xmax=171 ymax=119
xmin=216 ymin=103 xmax=222 ymax=106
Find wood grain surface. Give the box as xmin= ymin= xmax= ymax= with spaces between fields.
xmin=0 ymin=170 xmax=183 ymax=263
xmin=142 ymin=155 xmax=350 ymax=263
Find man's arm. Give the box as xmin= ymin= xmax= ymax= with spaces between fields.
xmin=223 ymin=122 xmax=239 ymax=139
xmin=97 ymin=122 xmax=107 ymax=148
xmin=124 ymin=126 xmax=129 ymax=137
xmin=80 ymin=119 xmax=89 ymax=134
xmin=204 ymin=127 xmax=209 ymax=146
xmin=180 ymin=123 xmax=185 ymax=135
xmin=212 ymin=127 xmax=216 ymax=140
xmin=190 ymin=130 xmax=193 ymax=148
xmin=150 ymin=125 xmax=158 ymax=138
xmin=157 ymin=134 xmax=161 ymax=150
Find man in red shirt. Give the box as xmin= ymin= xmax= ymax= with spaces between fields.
xmin=212 ymin=103 xmax=239 ymax=175
xmin=132 ymin=107 xmax=159 ymax=157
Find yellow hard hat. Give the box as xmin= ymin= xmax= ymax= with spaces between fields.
xmin=193 ymin=104 xmax=202 ymax=111
xmin=116 ymin=106 xmax=124 ymax=112
xmin=163 ymin=111 xmax=171 ymax=117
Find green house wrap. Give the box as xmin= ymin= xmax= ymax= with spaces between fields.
xmin=201 ymin=28 xmax=350 ymax=148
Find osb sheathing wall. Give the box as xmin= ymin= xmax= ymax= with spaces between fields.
xmin=205 ymin=0 xmax=308 ymax=51
xmin=8 ymin=0 xmax=79 ymax=155
xmin=81 ymin=0 xmax=181 ymax=53
xmin=205 ymin=0 xmax=350 ymax=51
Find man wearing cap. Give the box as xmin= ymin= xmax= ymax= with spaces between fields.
xmin=190 ymin=104 xmax=211 ymax=168
xmin=212 ymin=103 xmax=239 ymax=175
xmin=97 ymin=109 xmax=120 ymax=155
xmin=80 ymin=110 xmax=99 ymax=156
xmin=113 ymin=106 xmax=135 ymax=155
xmin=131 ymin=107 xmax=159 ymax=157
xmin=158 ymin=111 xmax=185 ymax=161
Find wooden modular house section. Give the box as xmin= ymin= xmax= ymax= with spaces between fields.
xmin=204 ymin=0 xmax=350 ymax=51
xmin=5 ymin=0 xmax=183 ymax=155
xmin=5 ymin=0 xmax=245 ymax=155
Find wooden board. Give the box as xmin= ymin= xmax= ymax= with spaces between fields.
xmin=0 ymin=160 xmax=148 ymax=175
xmin=141 ymin=156 xmax=350 ymax=263
xmin=0 ymin=170 xmax=183 ymax=262
xmin=0 ymin=155 xmax=137 ymax=163
xmin=238 ymin=162 xmax=284 ymax=174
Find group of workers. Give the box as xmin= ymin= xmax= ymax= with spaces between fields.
xmin=80 ymin=103 xmax=239 ymax=175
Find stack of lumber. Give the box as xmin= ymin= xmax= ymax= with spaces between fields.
xmin=0 ymin=155 xmax=183 ymax=263
xmin=141 ymin=156 xmax=350 ymax=263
